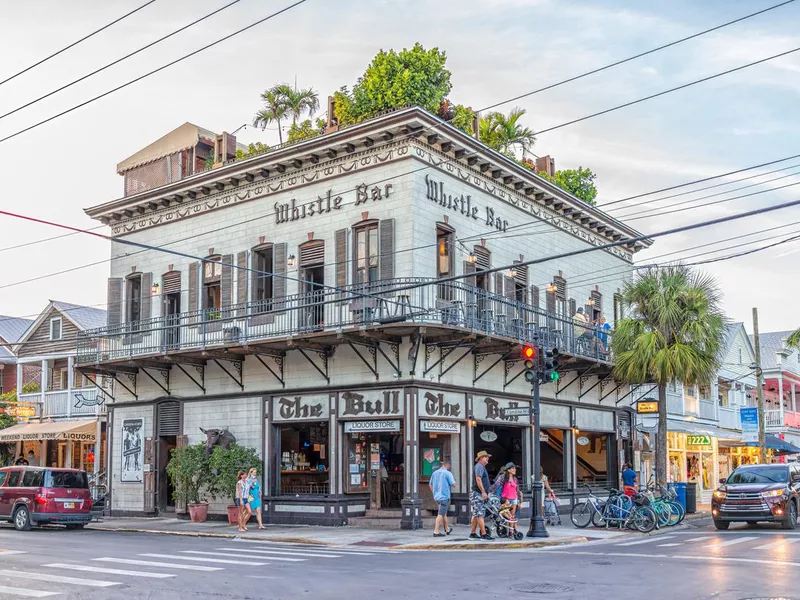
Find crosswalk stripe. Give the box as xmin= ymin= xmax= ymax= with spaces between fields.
xmin=657 ymin=543 xmax=682 ymax=547
xmin=143 ymin=553 xmax=267 ymax=566
xmin=705 ymin=536 xmax=758 ymax=548
xmin=0 ymin=569 xmax=120 ymax=588
xmin=44 ymin=564 xmax=174 ymax=579
xmin=0 ymin=550 xmax=27 ymax=556
xmin=218 ymin=547 xmax=343 ymax=558
xmin=0 ymin=585 xmax=59 ymax=598
xmin=93 ymin=558 xmax=222 ymax=571
xmin=616 ymin=536 xmax=676 ymax=547
xmin=683 ymin=537 xmax=712 ymax=543
xmin=180 ymin=550 xmax=302 ymax=563
xmin=752 ymin=538 xmax=800 ymax=550
xmin=236 ymin=540 xmax=396 ymax=554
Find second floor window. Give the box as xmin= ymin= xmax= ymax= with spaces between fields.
xmin=436 ymin=226 xmax=454 ymax=277
xmin=253 ymin=246 xmax=274 ymax=311
xmin=354 ymin=223 xmax=378 ymax=285
xmin=126 ymin=275 xmax=142 ymax=323
xmin=204 ymin=257 xmax=222 ymax=314
xmin=49 ymin=317 xmax=62 ymax=341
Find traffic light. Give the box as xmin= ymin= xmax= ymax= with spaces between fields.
xmin=522 ymin=345 xmax=537 ymax=384
xmin=542 ymin=348 xmax=560 ymax=382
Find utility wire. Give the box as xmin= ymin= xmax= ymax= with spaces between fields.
xmin=0 ymin=0 xmax=244 ymax=122
xmin=0 ymin=0 xmax=158 ymax=87
xmin=0 ymin=0 xmax=309 ymax=145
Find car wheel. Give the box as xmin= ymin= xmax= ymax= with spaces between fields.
xmin=713 ymin=520 xmax=730 ymax=530
xmin=65 ymin=524 xmax=85 ymax=530
xmin=781 ymin=502 xmax=797 ymax=530
xmin=13 ymin=506 xmax=31 ymax=532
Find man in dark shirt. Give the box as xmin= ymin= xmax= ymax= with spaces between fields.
xmin=469 ymin=450 xmax=493 ymax=540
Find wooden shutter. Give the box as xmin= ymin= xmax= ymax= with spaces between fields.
xmin=335 ymin=229 xmax=347 ymax=289
xmin=188 ymin=262 xmax=199 ymax=323
xmin=464 ymin=261 xmax=477 ymax=287
xmin=140 ymin=272 xmax=152 ymax=321
xmin=474 ymin=247 xmax=490 ymax=270
xmin=162 ymin=271 xmax=180 ymax=294
xmin=237 ymin=251 xmax=248 ymax=315
xmin=554 ymin=275 xmax=567 ymax=301
xmin=299 ymin=241 xmax=324 ymax=267
xmin=107 ymin=278 xmax=123 ymax=329
xmin=568 ymin=298 xmax=576 ymax=318
xmin=591 ymin=290 xmax=603 ymax=313
xmin=546 ymin=287 xmax=556 ymax=312
xmin=143 ymin=437 xmax=155 ymax=514
xmin=221 ymin=254 xmax=233 ymax=311
xmin=531 ymin=285 xmax=540 ymax=309
xmin=379 ymin=219 xmax=395 ymax=281
xmin=504 ymin=276 xmax=515 ymax=301
xmin=174 ymin=435 xmax=189 ymax=514
xmin=157 ymin=401 xmax=181 ymax=436
xmin=273 ymin=243 xmax=287 ymax=311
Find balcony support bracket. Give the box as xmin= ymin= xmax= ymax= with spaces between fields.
xmin=616 ymin=384 xmax=656 ymax=406
xmin=254 ymin=354 xmax=284 ymax=388
xmin=298 ymin=348 xmax=329 ymax=384
xmin=408 ymin=331 xmax=423 ymax=376
xmin=504 ymin=358 xmax=523 ymax=390
xmin=438 ymin=341 xmax=476 ymax=382
xmin=600 ymin=381 xmax=624 ymax=404
xmin=213 ymin=358 xmax=244 ymax=391
xmin=346 ymin=340 xmax=379 ymax=381
xmin=580 ymin=373 xmax=612 ymax=399
xmin=140 ymin=366 xmax=171 ymax=396
xmin=81 ymin=373 xmax=115 ymax=404
xmin=557 ymin=366 xmax=596 ymax=397
xmin=175 ymin=364 xmax=206 ymax=394
xmin=474 ymin=350 xmax=513 ymax=384
xmin=113 ymin=372 xmax=137 ymax=400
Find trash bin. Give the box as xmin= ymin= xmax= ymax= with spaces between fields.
xmin=685 ymin=482 xmax=697 ymax=514
xmin=668 ymin=482 xmax=687 ymax=511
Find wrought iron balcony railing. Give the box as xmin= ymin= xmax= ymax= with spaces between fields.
xmin=76 ymin=278 xmax=614 ymax=366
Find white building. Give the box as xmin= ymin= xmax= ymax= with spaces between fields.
xmin=78 ymin=106 xmax=651 ymax=527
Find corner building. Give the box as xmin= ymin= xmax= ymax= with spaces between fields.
xmin=78 ymin=107 xmax=651 ymax=528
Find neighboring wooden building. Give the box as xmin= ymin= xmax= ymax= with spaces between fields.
xmin=0 ymin=315 xmax=35 ymax=396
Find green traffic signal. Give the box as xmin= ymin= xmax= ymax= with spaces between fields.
xmin=549 ymin=371 xmax=560 ymax=382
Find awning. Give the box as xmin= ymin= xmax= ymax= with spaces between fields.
xmin=746 ymin=434 xmax=800 ymax=454
xmin=667 ymin=420 xmax=742 ymax=443
xmin=0 ymin=420 xmax=96 ymax=443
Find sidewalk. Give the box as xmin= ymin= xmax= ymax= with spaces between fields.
xmin=86 ymin=516 xmax=631 ymax=550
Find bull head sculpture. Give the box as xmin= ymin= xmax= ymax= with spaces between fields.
xmin=200 ymin=427 xmax=237 ymax=456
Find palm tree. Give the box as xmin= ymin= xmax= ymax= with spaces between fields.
xmin=611 ymin=265 xmax=726 ymax=485
xmin=253 ymin=87 xmax=289 ymax=144
xmin=787 ymin=327 xmax=800 ymax=349
xmin=479 ymin=107 xmax=536 ymax=157
xmin=275 ymin=83 xmax=319 ymax=125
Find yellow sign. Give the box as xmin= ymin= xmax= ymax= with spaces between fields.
xmin=3 ymin=404 xmax=37 ymax=418
xmin=637 ymin=401 xmax=658 ymax=414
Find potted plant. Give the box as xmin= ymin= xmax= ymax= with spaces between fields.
xmin=166 ymin=443 xmax=212 ymax=523
xmin=208 ymin=443 xmax=263 ymax=526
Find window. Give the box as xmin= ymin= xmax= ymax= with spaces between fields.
xmin=126 ymin=275 xmax=142 ymax=324
xmin=738 ymin=348 xmax=743 ymax=365
xmin=6 ymin=471 xmax=21 ymax=487
xmin=436 ymin=226 xmax=454 ymax=277
xmin=59 ymin=369 xmax=69 ymax=390
xmin=49 ymin=317 xmax=62 ymax=341
xmin=21 ymin=470 xmax=44 ymax=487
xmin=203 ymin=256 xmax=222 ymax=316
xmin=0 ymin=472 xmax=6 ymax=486
xmin=668 ymin=380 xmax=677 ymax=393
xmin=354 ymin=223 xmax=379 ymax=285
xmin=46 ymin=470 xmax=89 ymax=489
xmin=253 ymin=245 xmax=274 ymax=312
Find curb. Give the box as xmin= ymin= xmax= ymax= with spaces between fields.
xmin=85 ymin=526 xmax=330 ymax=546
xmin=395 ymin=536 xmax=591 ymax=550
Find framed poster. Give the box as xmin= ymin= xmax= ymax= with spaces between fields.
xmin=121 ymin=419 xmax=144 ymax=482
xmin=421 ymin=447 xmax=442 ymax=477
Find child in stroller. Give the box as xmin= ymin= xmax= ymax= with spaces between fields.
xmin=487 ymin=496 xmax=524 ymax=540
xmin=542 ymin=473 xmax=562 ymax=525
xmin=488 ymin=463 xmax=525 ymax=540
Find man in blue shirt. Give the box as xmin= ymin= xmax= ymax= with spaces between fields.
xmin=429 ymin=461 xmax=456 ymax=537
xmin=621 ymin=462 xmax=638 ymax=497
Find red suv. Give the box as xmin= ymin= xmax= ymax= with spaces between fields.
xmin=0 ymin=467 xmax=93 ymax=531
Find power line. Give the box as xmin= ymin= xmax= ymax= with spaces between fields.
xmin=0 ymin=0 xmax=310 ymax=145
xmin=478 ymin=0 xmax=797 ymax=113
xmin=0 ymin=0 xmax=158 ymax=87
xmin=0 ymin=0 xmax=244 ymax=123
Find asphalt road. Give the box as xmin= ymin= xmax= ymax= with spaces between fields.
xmin=0 ymin=521 xmax=797 ymax=599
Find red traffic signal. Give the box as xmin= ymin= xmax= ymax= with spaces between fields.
xmin=522 ymin=345 xmax=536 ymax=360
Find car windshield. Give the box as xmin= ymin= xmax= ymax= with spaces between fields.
xmin=46 ymin=470 xmax=89 ymax=489
xmin=726 ymin=466 xmax=788 ymax=484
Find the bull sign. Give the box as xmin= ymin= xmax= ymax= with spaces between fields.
xmin=200 ymin=427 xmax=237 ymax=456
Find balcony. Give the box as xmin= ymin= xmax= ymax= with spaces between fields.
xmin=698 ymin=399 xmax=716 ymax=420
xmin=18 ymin=389 xmax=106 ymax=419
xmin=718 ymin=406 xmax=740 ymax=430
xmin=765 ymin=409 xmax=800 ymax=429
xmin=77 ymin=278 xmax=614 ymax=368
xmin=667 ymin=393 xmax=684 ymax=415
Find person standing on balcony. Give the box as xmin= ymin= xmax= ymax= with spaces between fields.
xmin=573 ymin=307 xmax=592 ymax=350
xmin=596 ymin=315 xmax=611 ymax=353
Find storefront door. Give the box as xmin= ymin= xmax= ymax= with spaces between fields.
xmin=346 ymin=431 xmax=403 ymax=509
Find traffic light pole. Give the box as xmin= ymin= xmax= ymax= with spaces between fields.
xmin=527 ymin=373 xmax=549 ymax=538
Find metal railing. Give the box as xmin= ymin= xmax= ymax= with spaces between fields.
xmin=765 ymin=409 xmax=800 ymax=429
xmin=77 ymin=278 xmax=615 ymax=365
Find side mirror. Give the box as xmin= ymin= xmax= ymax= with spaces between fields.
xmin=719 ymin=478 xmax=727 ymax=485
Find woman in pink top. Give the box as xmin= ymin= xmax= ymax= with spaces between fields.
xmin=501 ymin=463 xmax=523 ymax=519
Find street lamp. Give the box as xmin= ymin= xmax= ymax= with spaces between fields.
xmin=287 ymin=254 xmax=297 ymax=268
xmin=467 ymin=252 xmax=477 ymax=264
xmin=151 ymin=282 xmax=160 ymax=296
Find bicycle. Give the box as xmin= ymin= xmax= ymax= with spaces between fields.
xmin=597 ymin=488 xmax=657 ymax=533
xmin=570 ymin=484 xmax=607 ymax=528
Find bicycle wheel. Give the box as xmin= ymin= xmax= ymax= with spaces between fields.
xmin=570 ymin=501 xmax=593 ymax=528
xmin=669 ymin=501 xmax=686 ymax=524
xmin=653 ymin=502 xmax=671 ymax=528
xmin=591 ymin=504 xmax=606 ymax=527
xmin=632 ymin=506 xmax=657 ymax=533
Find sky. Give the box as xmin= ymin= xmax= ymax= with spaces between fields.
xmin=0 ymin=0 xmax=799 ymax=332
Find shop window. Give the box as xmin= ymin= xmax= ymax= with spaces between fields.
xmin=279 ymin=423 xmax=329 ymax=495
xmin=252 ymin=245 xmax=274 ymax=312
xmin=354 ymin=222 xmax=379 ymax=285
xmin=203 ymin=256 xmax=222 ymax=317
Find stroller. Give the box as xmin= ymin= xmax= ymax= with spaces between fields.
xmin=544 ymin=493 xmax=562 ymax=526
xmin=486 ymin=496 xmax=524 ymax=540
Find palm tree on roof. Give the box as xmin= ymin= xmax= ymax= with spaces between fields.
xmin=253 ymin=86 xmax=289 ymax=144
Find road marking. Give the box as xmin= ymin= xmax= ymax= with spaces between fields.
xmin=683 ymin=537 xmax=712 ymax=543
xmin=218 ymin=547 xmax=343 ymax=558
xmin=93 ymin=558 xmax=222 ymax=571
xmin=752 ymin=538 xmax=800 ymax=550
xmin=705 ymin=536 xmax=758 ymax=548
xmin=657 ymin=543 xmax=682 ymax=547
xmin=616 ymin=536 xmax=676 ymax=546
xmin=0 ymin=569 xmax=120 ymax=588
xmin=235 ymin=540 xmax=399 ymax=554
xmin=179 ymin=550 xmax=301 ymax=563
xmin=0 ymin=550 xmax=27 ymax=556
xmin=0 ymin=585 xmax=59 ymax=598
xmin=142 ymin=553 xmax=267 ymax=566
xmin=542 ymin=549 xmax=800 ymax=568
xmin=44 ymin=564 xmax=174 ymax=579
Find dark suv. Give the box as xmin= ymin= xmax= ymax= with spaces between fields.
xmin=0 ymin=466 xmax=92 ymax=531
xmin=712 ymin=464 xmax=800 ymax=530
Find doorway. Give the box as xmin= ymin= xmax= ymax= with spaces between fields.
xmin=345 ymin=431 xmax=404 ymax=509
xmin=164 ymin=292 xmax=181 ymax=350
xmin=157 ymin=435 xmax=177 ymax=513
xmin=473 ymin=424 xmax=524 ymax=482
xmin=301 ymin=266 xmax=325 ymax=331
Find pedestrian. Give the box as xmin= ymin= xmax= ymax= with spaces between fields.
xmin=27 ymin=450 xmax=35 ymax=466
xmin=621 ymin=462 xmax=638 ymax=497
xmin=248 ymin=468 xmax=265 ymax=530
xmin=429 ymin=460 xmax=455 ymax=537
xmin=469 ymin=450 xmax=494 ymax=541
xmin=500 ymin=463 xmax=523 ymax=520
xmin=236 ymin=470 xmax=251 ymax=532
xmin=15 ymin=455 xmax=28 ymax=466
